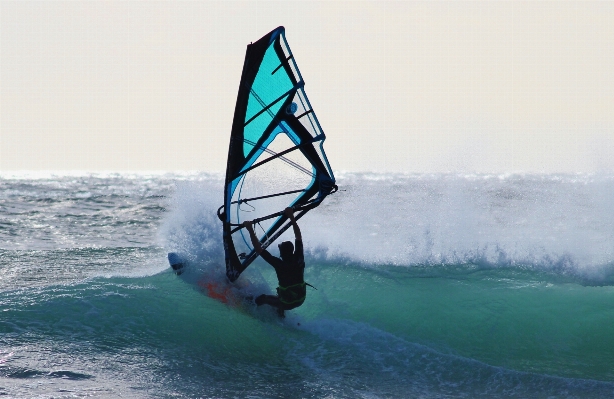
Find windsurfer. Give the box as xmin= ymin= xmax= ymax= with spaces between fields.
xmin=242 ymin=207 xmax=306 ymax=318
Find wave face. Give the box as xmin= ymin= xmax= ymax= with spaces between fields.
xmin=1 ymin=173 xmax=614 ymax=398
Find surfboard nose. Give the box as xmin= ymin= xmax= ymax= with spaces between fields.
xmin=167 ymin=252 xmax=185 ymax=275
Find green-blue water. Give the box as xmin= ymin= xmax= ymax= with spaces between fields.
xmin=1 ymin=173 xmax=614 ymax=397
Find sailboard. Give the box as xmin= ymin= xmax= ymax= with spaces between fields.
xmin=167 ymin=252 xmax=255 ymax=312
xmin=218 ymin=26 xmax=337 ymax=282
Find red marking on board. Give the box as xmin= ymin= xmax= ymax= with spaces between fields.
xmin=198 ymin=278 xmax=239 ymax=307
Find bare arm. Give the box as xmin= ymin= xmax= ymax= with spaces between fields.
xmin=242 ymin=221 xmax=263 ymax=253
xmin=284 ymin=207 xmax=302 ymax=241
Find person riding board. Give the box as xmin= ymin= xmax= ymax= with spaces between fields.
xmin=242 ymin=207 xmax=307 ymax=318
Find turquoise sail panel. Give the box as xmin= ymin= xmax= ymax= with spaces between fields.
xmin=243 ymin=41 xmax=294 ymax=156
xmin=243 ymin=95 xmax=288 ymax=156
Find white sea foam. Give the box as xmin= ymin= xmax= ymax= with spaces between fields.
xmin=326 ymin=174 xmax=613 ymax=267
xmin=160 ymin=172 xmax=614 ymax=279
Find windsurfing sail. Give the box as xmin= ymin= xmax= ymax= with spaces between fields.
xmin=218 ymin=26 xmax=337 ymax=282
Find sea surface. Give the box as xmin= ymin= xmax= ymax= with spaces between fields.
xmin=1 ymin=172 xmax=614 ymax=398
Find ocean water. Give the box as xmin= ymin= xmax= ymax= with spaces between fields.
xmin=1 ymin=172 xmax=614 ymax=398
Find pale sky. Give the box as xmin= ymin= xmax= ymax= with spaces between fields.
xmin=1 ymin=1 xmax=613 ymax=173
